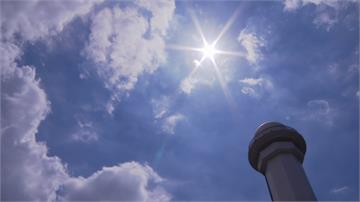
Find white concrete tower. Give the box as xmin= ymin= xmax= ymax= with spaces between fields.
xmin=248 ymin=122 xmax=317 ymax=201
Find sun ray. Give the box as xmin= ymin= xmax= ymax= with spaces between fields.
xmin=213 ymin=6 xmax=242 ymax=45
xmin=189 ymin=9 xmax=207 ymax=45
xmin=196 ymin=55 xmax=206 ymax=67
xmin=167 ymin=44 xmax=203 ymax=52
xmin=170 ymin=5 xmax=243 ymax=110
xmin=211 ymin=59 xmax=237 ymax=109
xmin=216 ymin=50 xmax=244 ymax=57
xmin=188 ymin=55 xmax=206 ymax=79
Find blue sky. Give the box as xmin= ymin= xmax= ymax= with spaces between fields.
xmin=1 ymin=0 xmax=358 ymax=201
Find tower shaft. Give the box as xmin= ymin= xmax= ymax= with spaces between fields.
xmin=265 ymin=149 xmax=316 ymax=200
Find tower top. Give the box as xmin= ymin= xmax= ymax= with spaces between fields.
xmin=248 ymin=122 xmax=307 ymax=172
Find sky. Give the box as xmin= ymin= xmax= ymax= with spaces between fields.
xmin=0 ymin=0 xmax=359 ymax=201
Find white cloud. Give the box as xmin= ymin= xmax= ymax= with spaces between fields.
xmin=287 ymin=99 xmax=335 ymax=126
xmin=151 ymin=97 xmax=186 ymax=135
xmin=180 ymin=77 xmax=197 ymax=95
xmin=1 ymin=5 xmax=103 ymax=199
xmin=1 ymin=2 xmax=104 ymax=198
xmin=239 ymin=76 xmax=274 ymax=98
xmin=238 ymin=28 xmax=265 ymax=65
xmin=0 ymin=0 xmax=101 ymax=42
xmin=151 ymin=96 xmax=171 ymax=119
xmin=283 ymin=0 xmax=340 ymax=11
xmin=135 ymin=0 xmax=175 ymax=35
xmin=328 ymin=62 xmax=358 ymax=83
xmin=1 ymin=1 xmax=171 ymax=200
xmin=84 ymin=0 xmax=175 ymax=114
xmin=179 ymin=60 xmax=216 ymax=95
xmin=313 ymin=11 xmax=337 ymax=31
xmin=71 ymin=130 xmax=99 ymax=143
xmin=70 ymin=116 xmax=99 ymax=143
xmin=60 ymin=162 xmax=171 ymax=201
xmin=162 ymin=113 xmax=185 ymax=135
xmin=239 ymin=77 xmax=273 ymax=89
xmin=0 ymin=42 xmax=21 ymax=76
xmin=180 ymin=75 xmax=214 ymax=95
xmin=307 ymin=99 xmax=330 ymax=115
xmin=283 ymin=0 xmax=302 ymax=11
xmin=241 ymin=87 xmax=258 ymax=97
xmin=239 ymin=78 xmax=263 ymax=86
xmin=302 ymin=99 xmax=334 ymax=126
xmin=282 ymin=0 xmax=356 ymax=30
xmin=1 ymin=42 xmax=171 ymax=201
xmin=1 ymin=57 xmax=68 ymax=201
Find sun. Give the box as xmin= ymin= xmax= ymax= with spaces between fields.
xmin=201 ymin=42 xmax=217 ymax=60
xmin=166 ymin=6 xmax=242 ymax=109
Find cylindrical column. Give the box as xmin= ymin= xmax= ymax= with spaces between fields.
xmin=248 ymin=122 xmax=317 ymax=201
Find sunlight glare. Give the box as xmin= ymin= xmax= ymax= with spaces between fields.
xmin=201 ymin=42 xmax=217 ymax=60
xmin=167 ymin=6 xmax=243 ymax=111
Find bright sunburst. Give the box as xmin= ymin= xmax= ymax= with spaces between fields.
xmin=168 ymin=6 xmax=243 ymax=67
xmin=201 ymin=42 xmax=217 ymax=61
xmin=167 ymin=7 xmax=243 ymax=108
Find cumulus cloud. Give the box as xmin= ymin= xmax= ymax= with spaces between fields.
xmin=0 ymin=42 xmax=21 ymax=76
xmin=0 ymin=0 xmax=101 ymax=42
xmin=1 ymin=55 xmax=68 ymax=201
xmin=1 ymin=1 xmax=171 ymax=200
xmin=238 ymin=28 xmax=265 ymax=65
xmin=1 ymin=1 xmax=102 ymax=199
xmin=162 ymin=113 xmax=185 ymax=135
xmin=1 ymin=44 xmax=170 ymax=202
xmin=1 ymin=0 xmax=105 ymax=198
xmin=135 ymin=0 xmax=175 ymax=35
xmin=59 ymin=162 xmax=171 ymax=201
xmin=84 ymin=0 xmax=175 ymax=114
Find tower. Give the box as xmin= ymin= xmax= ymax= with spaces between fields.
xmin=248 ymin=122 xmax=317 ymax=201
